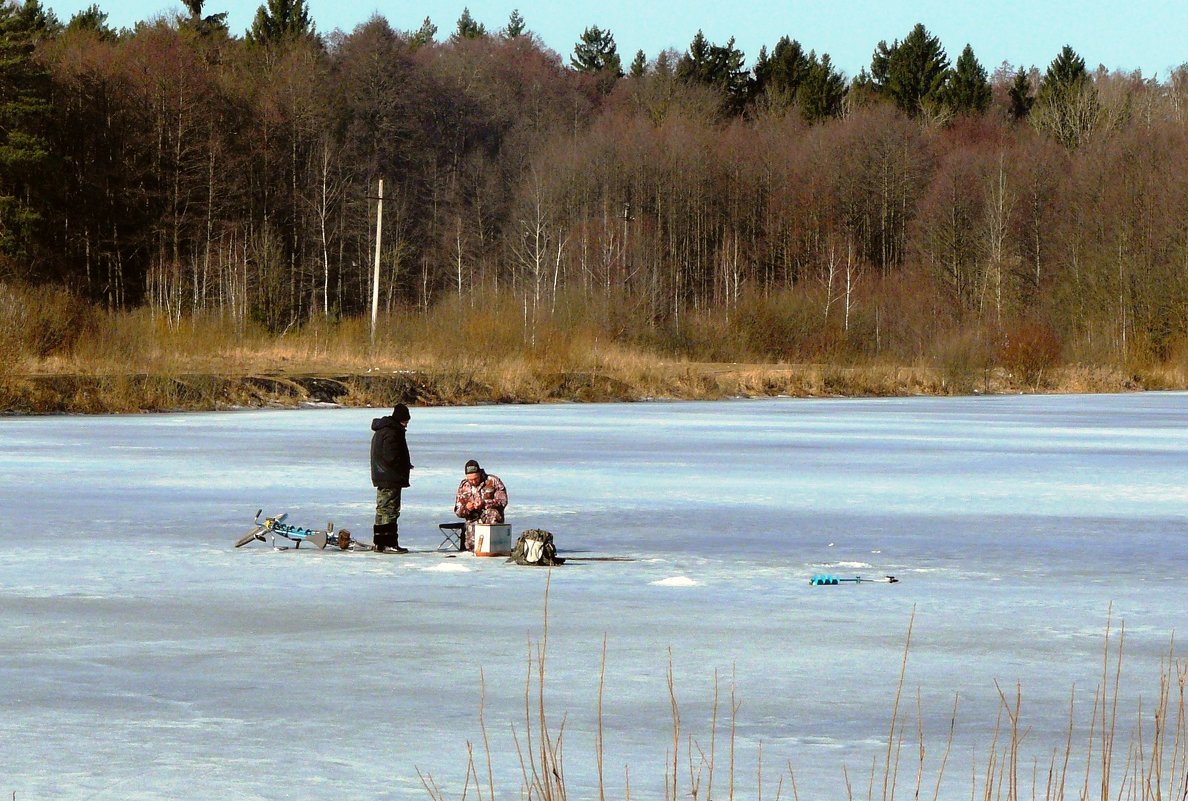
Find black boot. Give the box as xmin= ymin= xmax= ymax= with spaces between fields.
xmin=389 ymin=522 xmax=409 ymax=554
xmin=373 ymin=523 xmax=391 ymax=552
xmin=374 ymin=523 xmax=408 ymax=553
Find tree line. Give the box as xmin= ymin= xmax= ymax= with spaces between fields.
xmin=1 ymin=0 xmax=1185 ymax=364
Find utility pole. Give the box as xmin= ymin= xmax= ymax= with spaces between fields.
xmin=370 ymin=178 xmax=384 ymax=344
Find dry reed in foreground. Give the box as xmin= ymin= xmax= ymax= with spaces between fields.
xmin=419 ymin=591 xmax=1186 ymax=801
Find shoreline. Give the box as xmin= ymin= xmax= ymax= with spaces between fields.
xmin=1 ymin=362 xmax=1179 ymax=415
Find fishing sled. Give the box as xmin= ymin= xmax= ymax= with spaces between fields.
xmin=810 ymin=574 xmax=898 ymax=585
xmin=235 ymin=510 xmax=369 ymax=551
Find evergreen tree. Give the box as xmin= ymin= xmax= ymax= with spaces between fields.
xmin=1037 ymin=44 xmax=1088 ymax=105
xmin=847 ymin=68 xmax=880 ymax=109
xmin=629 ymin=49 xmax=646 ymax=78
xmin=13 ymin=0 xmax=59 ymax=37
xmin=571 ymin=25 xmax=622 ymax=76
xmin=247 ymin=0 xmax=314 ymax=45
xmin=943 ymin=44 xmax=991 ymax=115
xmin=869 ymin=23 xmax=950 ymax=115
xmin=677 ymin=30 xmax=712 ymax=83
xmin=452 ymin=7 xmax=485 ymax=40
xmin=751 ymin=45 xmax=770 ymax=89
xmin=181 ymin=0 xmax=228 ymax=37
xmin=714 ymin=37 xmax=748 ymax=112
xmin=1008 ymin=67 xmax=1033 ymax=120
xmin=654 ymin=49 xmax=674 ymax=78
xmin=751 ymin=36 xmax=844 ymax=121
xmin=66 ymin=4 xmax=116 ymax=38
xmin=572 ymin=25 xmax=622 ymax=95
xmin=411 ymin=16 xmax=436 ymax=48
xmin=677 ymin=31 xmax=748 ymax=113
xmin=1033 ymin=45 xmax=1097 ymax=147
xmin=851 ymin=68 xmax=875 ymax=92
xmin=764 ymin=36 xmax=810 ymax=100
xmin=797 ymin=52 xmax=847 ymax=122
xmin=0 ymin=0 xmax=56 ymax=265
xmin=503 ymin=9 xmax=524 ymax=38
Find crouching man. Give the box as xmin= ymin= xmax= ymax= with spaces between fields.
xmin=453 ymin=459 xmax=508 ymax=551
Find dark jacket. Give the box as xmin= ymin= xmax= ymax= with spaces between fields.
xmin=370 ymin=416 xmax=412 ymax=489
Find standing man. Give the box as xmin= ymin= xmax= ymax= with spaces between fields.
xmin=370 ymin=403 xmax=412 ymax=553
xmin=453 ymin=459 xmax=508 ymax=551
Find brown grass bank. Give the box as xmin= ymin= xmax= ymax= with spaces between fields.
xmin=1 ymin=290 xmax=1184 ymax=414
xmin=3 ymin=362 xmax=1174 ymax=415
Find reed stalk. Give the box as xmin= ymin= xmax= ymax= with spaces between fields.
xmin=418 ymin=598 xmax=1185 ymax=801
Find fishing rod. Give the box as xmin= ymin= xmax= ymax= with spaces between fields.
xmin=810 ymin=574 xmax=898 ymax=585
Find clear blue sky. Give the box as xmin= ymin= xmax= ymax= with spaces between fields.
xmin=47 ymin=0 xmax=1187 ymax=79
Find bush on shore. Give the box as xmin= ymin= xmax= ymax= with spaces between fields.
xmin=0 ymin=281 xmax=1183 ymax=413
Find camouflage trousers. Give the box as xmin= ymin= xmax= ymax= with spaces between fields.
xmin=375 ymin=487 xmax=403 ymax=526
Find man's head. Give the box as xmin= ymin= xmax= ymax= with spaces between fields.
xmin=393 ymin=403 xmax=411 ymax=424
xmin=465 ymin=459 xmax=482 ymax=484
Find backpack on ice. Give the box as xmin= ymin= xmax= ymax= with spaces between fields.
xmin=507 ymin=528 xmax=565 ymax=566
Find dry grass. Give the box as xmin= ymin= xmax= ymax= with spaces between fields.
xmin=2 ymin=283 xmax=1183 ymax=413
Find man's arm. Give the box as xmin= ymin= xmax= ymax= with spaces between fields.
xmin=382 ymin=428 xmax=411 ymax=471
xmin=454 ymin=482 xmax=471 ymax=518
xmin=395 ymin=428 xmax=411 ymax=471
xmin=485 ymin=476 xmax=508 ymax=511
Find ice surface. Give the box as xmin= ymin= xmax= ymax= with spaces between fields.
xmin=2 ymin=393 xmax=1187 ymax=800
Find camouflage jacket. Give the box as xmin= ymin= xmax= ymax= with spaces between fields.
xmin=454 ymin=472 xmax=508 ymax=524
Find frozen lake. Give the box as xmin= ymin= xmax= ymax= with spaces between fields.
xmin=2 ymin=393 xmax=1186 ymax=800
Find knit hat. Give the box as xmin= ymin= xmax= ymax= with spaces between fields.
xmin=393 ymin=403 xmax=411 ymax=422
xmin=464 ymin=459 xmax=480 ymax=475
